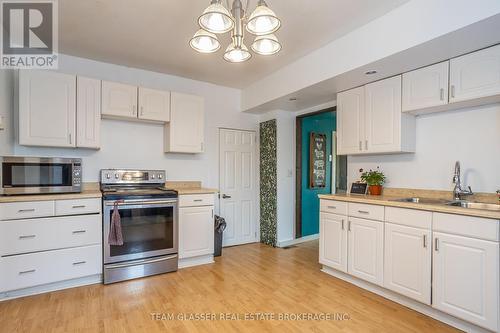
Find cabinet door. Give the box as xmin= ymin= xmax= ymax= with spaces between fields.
xmin=402 ymin=61 xmax=449 ymax=112
xmin=450 ymin=44 xmax=500 ymax=103
xmin=179 ymin=206 xmax=214 ymax=259
xmin=165 ymin=92 xmax=204 ymax=153
xmin=348 ymin=217 xmax=384 ymax=286
xmin=138 ymin=87 xmax=170 ymax=122
xmin=365 ymin=76 xmax=402 ymax=153
xmin=433 ymin=232 xmax=499 ymax=332
xmin=384 ymin=223 xmax=431 ymax=304
xmin=337 ymin=86 xmax=364 ymax=155
xmin=101 ymin=81 xmax=138 ymax=119
xmin=319 ymin=212 xmax=347 ymax=273
xmin=19 ymin=70 xmax=76 ymax=147
xmin=76 ymin=77 xmax=101 ymax=149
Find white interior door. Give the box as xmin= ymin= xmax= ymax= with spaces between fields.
xmin=219 ymin=129 xmax=257 ymax=247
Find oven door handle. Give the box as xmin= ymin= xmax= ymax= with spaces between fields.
xmin=104 ymin=200 xmax=177 ymax=206
xmin=104 ymin=255 xmax=178 ymax=269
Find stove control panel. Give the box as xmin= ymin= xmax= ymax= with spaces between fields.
xmin=100 ymin=169 xmax=166 ymax=185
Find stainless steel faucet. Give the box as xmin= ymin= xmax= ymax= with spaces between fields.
xmin=452 ymin=161 xmax=473 ymax=201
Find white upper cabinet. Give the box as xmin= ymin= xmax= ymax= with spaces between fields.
xmin=138 ymin=87 xmax=170 ymax=122
xmin=450 ymin=44 xmax=500 ymax=103
xmin=433 ymin=232 xmax=499 ymax=332
xmin=337 ymin=76 xmax=415 ymax=155
xmin=402 ymin=61 xmax=449 ymax=112
xmin=19 ymin=70 xmax=76 ymax=147
xmin=347 ymin=217 xmax=384 ymax=286
xmin=384 ymin=223 xmax=431 ymax=305
xmin=319 ymin=212 xmax=347 ymax=273
xmin=165 ymin=92 xmax=205 ymax=153
xmin=76 ymin=77 xmax=101 ymax=149
xmin=101 ymin=81 xmax=138 ymax=119
xmin=337 ymin=86 xmax=364 ymax=155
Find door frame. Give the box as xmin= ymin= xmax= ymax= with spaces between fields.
xmin=295 ymin=107 xmax=336 ymax=239
xmin=218 ymin=127 xmax=259 ymax=246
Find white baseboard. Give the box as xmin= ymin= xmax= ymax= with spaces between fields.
xmin=321 ymin=266 xmax=492 ymax=333
xmin=179 ymin=254 xmax=214 ymax=269
xmin=277 ymin=234 xmax=319 ymax=248
xmin=0 ymin=274 xmax=102 ymax=302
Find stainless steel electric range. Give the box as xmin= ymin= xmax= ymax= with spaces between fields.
xmin=100 ymin=169 xmax=178 ymax=284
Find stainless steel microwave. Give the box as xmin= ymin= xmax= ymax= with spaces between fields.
xmin=0 ymin=157 xmax=82 ymax=195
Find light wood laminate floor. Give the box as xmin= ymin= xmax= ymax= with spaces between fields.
xmin=0 ymin=241 xmax=459 ymax=332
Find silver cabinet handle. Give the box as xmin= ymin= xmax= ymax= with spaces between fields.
xmin=19 ymin=269 xmax=36 ymax=275
xmin=341 ymin=219 xmax=344 ymax=230
xmin=18 ymin=209 xmax=35 ymax=213
xmin=132 ymin=105 xmax=137 ymax=116
xmin=72 ymin=205 xmax=86 ymax=209
xmin=434 ymin=238 xmax=439 ymax=252
xmin=19 ymin=235 xmax=36 ymax=239
xmin=450 ymin=85 xmax=455 ymax=98
xmin=365 ymin=140 xmax=368 ymax=150
xmin=359 ymin=141 xmax=362 ymax=151
xmin=193 ymin=199 xmax=203 ymax=202
xmin=73 ymin=261 xmax=86 ymax=266
xmin=327 ymin=206 xmax=336 ymax=209
xmin=440 ymin=88 xmax=444 ymax=101
xmin=72 ymin=230 xmax=86 ymax=234
xmin=348 ymin=220 xmax=351 ymax=231
xmin=140 ymin=106 xmax=144 ymax=116
xmin=358 ymin=210 xmax=369 ymax=214
xmin=69 ymin=133 xmax=72 ymax=144
xmin=423 ymin=234 xmax=427 ymax=248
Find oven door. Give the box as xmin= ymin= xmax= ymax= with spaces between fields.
xmin=1 ymin=156 xmax=81 ymax=195
xmin=103 ymin=199 xmax=178 ymax=264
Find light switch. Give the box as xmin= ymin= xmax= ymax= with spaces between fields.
xmin=0 ymin=115 xmax=4 ymax=130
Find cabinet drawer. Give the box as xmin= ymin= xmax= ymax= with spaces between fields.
xmin=0 ymin=245 xmax=102 ymax=292
xmin=0 ymin=201 xmax=55 ymax=221
xmin=320 ymin=200 xmax=348 ymax=215
xmin=179 ymin=194 xmax=215 ymax=207
xmin=348 ymin=203 xmax=384 ymax=221
xmin=0 ymin=214 xmax=102 ymax=256
xmin=55 ymin=198 xmax=101 ymax=216
xmin=433 ymin=213 xmax=499 ymax=241
xmin=385 ymin=207 xmax=432 ymax=229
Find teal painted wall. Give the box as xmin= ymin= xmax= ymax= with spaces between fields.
xmin=301 ymin=112 xmax=336 ymax=237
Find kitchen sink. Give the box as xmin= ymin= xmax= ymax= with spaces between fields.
xmin=446 ymin=201 xmax=500 ymax=211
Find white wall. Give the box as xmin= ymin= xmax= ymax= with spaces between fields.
xmin=0 ymin=70 xmax=14 ymax=155
xmin=242 ymin=0 xmax=500 ymax=111
xmin=259 ymin=110 xmax=295 ymax=243
xmin=9 ymin=55 xmax=260 ymax=189
xmin=348 ymin=104 xmax=500 ymax=193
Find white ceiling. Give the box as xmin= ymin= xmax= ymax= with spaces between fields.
xmin=59 ymin=0 xmax=409 ymax=88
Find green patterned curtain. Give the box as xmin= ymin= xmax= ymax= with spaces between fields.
xmin=259 ymin=119 xmax=277 ymax=247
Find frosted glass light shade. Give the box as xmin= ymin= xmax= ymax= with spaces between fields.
xmin=190 ymin=29 xmax=221 ymax=53
xmin=198 ymin=1 xmax=234 ymax=34
xmin=251 ymin=34 xmax=281 ymax=55
xmin=246 ymin=3 xmax=281 ymax=35
xmin=223 ymin=42 xmax=251 ymax=63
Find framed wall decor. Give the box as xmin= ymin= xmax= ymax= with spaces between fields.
xmin=309 ymin=132 xmax=327 ymax=188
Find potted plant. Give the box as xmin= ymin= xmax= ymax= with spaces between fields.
xmin=360 ymin=167 xmax=386 ymax=196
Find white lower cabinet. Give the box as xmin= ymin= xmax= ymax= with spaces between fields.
xmin=384 ymin=223 xmax=431 ymax=304
xmin=347 ymin=217 xmax=384 ymax=286
xmin=432 ymin=232 xmax=499 ymax=331
xmin=0 ymin=245 xmax=101 ymax=292
xmin=178 ymin=195 xmax=214 ymax=260
xmin=319 ymin=212 xmax=347 ymax=273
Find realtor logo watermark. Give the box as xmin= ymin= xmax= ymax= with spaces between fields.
xmin=1 ymin=0 xmax=58 ymax=69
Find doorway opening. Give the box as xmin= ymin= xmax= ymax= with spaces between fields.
xmin=295 ymin=108 xmax=347 ymax=239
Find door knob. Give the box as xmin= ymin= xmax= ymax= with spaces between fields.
xmin=222 ymin=194 xmax=231 ymax=199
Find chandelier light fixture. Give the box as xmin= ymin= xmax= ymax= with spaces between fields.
xmin=190 ymin=0 xmax=282 ymax=63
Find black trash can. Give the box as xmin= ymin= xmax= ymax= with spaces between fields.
xmin=214 ymin=215 xmax=227 ymax=257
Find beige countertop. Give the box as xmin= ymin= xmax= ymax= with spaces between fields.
xmin=165 ymin=181 xmax=218 ymax=195
xmin=0 ymin=183 xmax=101 ymax=203
xmin=319 ymin=192 xmax=500 ymax=220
